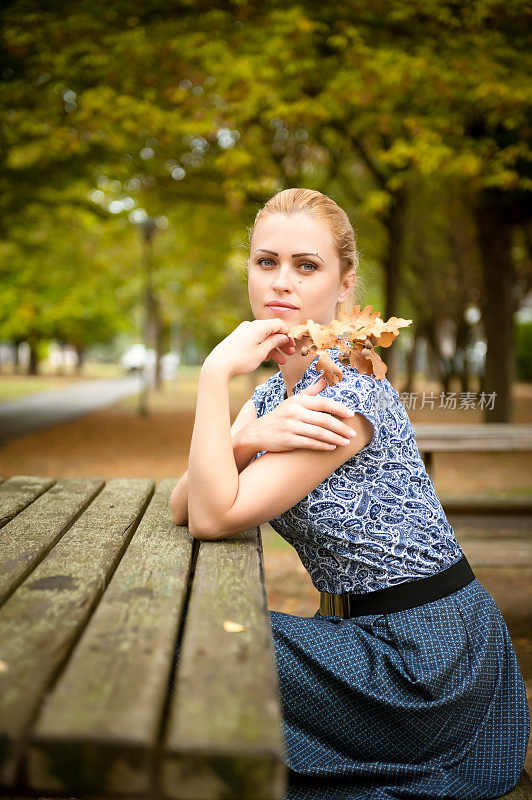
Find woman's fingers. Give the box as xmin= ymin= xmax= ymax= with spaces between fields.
xmin=268 ymin=334 xmax=296 ymax=364
xmin=293 ymin=418 xmax=357 ymax=447
xmin=288 ymin=396 xmax=357 ymax=439
xmin=301 ymin=376 xmax=327 ymax=394
xmin=280 ymin=380 xmax=357 ymax=438
xmin=265 ymin=334 xmax=290 ymax=362
xmin=306 ymin=406 xmax=357 ymax=439
xmin=292 ymin=437 xmax=340 ymax=451
xmin=299 ymin=379 xmax=355 ymax=419
xmin=275 ymin=336 xmax=295 ymax=355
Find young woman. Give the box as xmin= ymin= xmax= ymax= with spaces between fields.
xmin=170 ymin=188 xmax=529 ymax=800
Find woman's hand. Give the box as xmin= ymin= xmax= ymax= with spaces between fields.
xmin=203 ymin=319 xmax=295 ymax=377
xmin=251 ymin=376 xmax=358 ymax=452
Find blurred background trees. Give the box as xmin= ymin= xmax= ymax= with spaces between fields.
xmin=1 ymin=0 xmax=531 ymax=420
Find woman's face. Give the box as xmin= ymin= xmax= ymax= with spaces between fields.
xmin=247 ymin=212 xmax=355 ymax=327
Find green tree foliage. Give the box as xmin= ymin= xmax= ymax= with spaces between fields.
xmin=1 ymin=0 xmax=530 ymax=418
xmin=0 ymin=202 xmax=136 ymax=371
xmin=196 ymin=0 xmax=531 ymax=409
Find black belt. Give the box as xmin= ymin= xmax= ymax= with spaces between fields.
xmin=319 ymin=554 xmax=475 ymax=618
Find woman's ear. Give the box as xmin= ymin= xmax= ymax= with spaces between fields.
xmin=338 ymin=270 xmax=356 ymax=303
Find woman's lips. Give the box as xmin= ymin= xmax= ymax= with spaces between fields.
xmin=266 ymin=303 xmax=298 ymax=313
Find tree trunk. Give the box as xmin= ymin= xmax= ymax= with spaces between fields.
xmin=28 ymin=340 xmax=39 ymax=375
xmin=154 ymin=306 xmax=164 ymax=391
xmin=75 ymin=344 xmax=85 ymax=375
xmin=454 ymin=316 xmax=472 ymax=394
xmin=475 ymin=204 xmax=515 ymax=422
xmin=425 ymin=322 xmax=452 ymax=392
xmin=380 ymin=189 xmax=407 ymax=386
xmin=12 ymin=340 xmax=22 ymax=373
xmin=403 ymin=331 xmax=419 ymax=394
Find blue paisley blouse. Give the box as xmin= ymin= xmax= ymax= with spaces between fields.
xmin=251 ymin=345 xmax=464 ymax=594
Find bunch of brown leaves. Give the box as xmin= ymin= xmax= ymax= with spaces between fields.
xmin=287 ymin=305 xmax=413 ymax=383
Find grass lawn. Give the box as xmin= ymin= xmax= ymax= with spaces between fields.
xmin=0 ymin=362 xmax=124 ymax=402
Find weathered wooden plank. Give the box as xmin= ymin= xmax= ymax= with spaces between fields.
xmin=414 ymin=424 xmax=532 ymax=438
xmin=449 ymin=515 xmax=532 ymax=532
xmin=413 ymin=423 xmax=532 ymax=452
xmin=26 ymin=479 xmax=193 ymax=798
xmin=0 ymin=478 xmax=153 ymax=788
xmin=419 ymin=441 xmax=532 ymax=453
xmin=0 ymin=476 xmax=55 ymax=529
xmin=162 ymin=528 xmax=286 ymax=800
xmin=0 ymin=478 xmax=104 ymax=607
xmin=441 ymin=496 xmax=532 ymax=516
xmin=458 ymin=538 xmax=532 ymax=568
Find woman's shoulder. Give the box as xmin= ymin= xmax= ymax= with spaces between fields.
xmin=251 ymin=371 xmax=282 ymax=417
xmin=317 ymin=350 xmax=400 ymax=442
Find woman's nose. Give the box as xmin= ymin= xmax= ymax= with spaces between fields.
xmin=270 ymin=264 xmax=294 ymax=292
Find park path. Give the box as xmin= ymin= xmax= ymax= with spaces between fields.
xmin=0 ymin=376 xmax=141 ymax=444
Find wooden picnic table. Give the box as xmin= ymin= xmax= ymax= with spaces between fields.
xmin=0 ymin=475 xmax=287 ymax=800
xmin=413 ymin=423 xmax=532 ymax=479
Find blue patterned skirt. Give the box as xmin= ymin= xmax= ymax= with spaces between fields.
xmin=269 ymin=578 xmax=530 ymax=800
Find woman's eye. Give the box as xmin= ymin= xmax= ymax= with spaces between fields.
xmin=256 ymin=258 xmax=317 ymax=272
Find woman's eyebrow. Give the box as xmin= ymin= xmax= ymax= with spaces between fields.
xmin=293 ymin=251 xmax=324 ymax=263
xmin=254 ymin=248 xmax=324 ymax=263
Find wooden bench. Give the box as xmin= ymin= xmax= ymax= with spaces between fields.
xmin=413 ymin=423 xmax=532 ymax=528
xmin=413 ymin=423 xmax=532 ymax=479
xmin=0 ymin=475 xmax=287 ymax=800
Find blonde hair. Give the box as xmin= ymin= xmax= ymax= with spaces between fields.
xmin=247 ymin=188 xmax=363 ymax=320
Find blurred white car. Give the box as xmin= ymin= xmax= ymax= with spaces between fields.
xmin=120 ymin=344 xmax=155 ymax=372
xmin=120 ymin=345 xmax=180 ymax=379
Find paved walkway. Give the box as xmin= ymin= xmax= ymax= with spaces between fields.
xmin=0 ymin=377 xmax=141 ymax=444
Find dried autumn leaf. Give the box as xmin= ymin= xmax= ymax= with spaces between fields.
xmin=223 ymin=620 xmax=245 ymax=632
xmin=310 ymin=352 xmax=340 ymax=384
xmin=288 ymin=304 xmax=412 ymax=383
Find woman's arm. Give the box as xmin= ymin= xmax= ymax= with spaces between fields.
xmin=170 ymin=398 xmax=260 ymax=525
xmin=171 ymin=378 xmax=359 ymax=525
xmin=187 ymin=360 xmax=374 ymax=540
